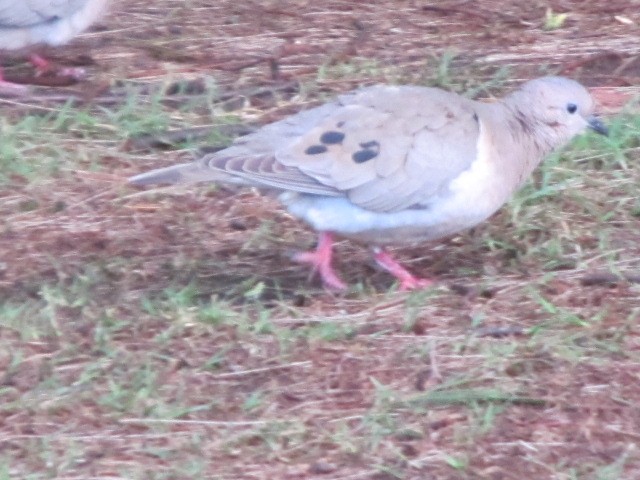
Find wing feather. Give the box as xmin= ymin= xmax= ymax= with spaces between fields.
xmin=135 ymin=85 xmax=483 ymax=213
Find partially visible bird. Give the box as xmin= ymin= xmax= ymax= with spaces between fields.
xmin=130 ymin=77 xmax=608 ymax=291
xmin=0 ymin=0 xmax=110 ymax=89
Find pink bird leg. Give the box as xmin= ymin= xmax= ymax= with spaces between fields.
xmin=292 ymin=232 xmax=347 ymax=291
xmin=30 ymin=54 xmax=86 ymax=80
xmin=0 ymin=54 xmax=86 ymax=93
xmin=28 ymin=53 xmax=51 ymax=73
xmin=373 ymin=248 xmax=434 ymax=291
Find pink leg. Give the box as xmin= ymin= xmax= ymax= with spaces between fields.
xmin=373 ymin=248 xmax=434 ymax=291
xmin=29 ymin=54 xmax=51 ymax=73
xmin=29 ymin=54 xmax=86 ymax=80
xmin=292 ymin=232 xmax=347 ymax=291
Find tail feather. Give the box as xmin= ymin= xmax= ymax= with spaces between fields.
xmin=128 ymin=162 xmax=230 ymax=186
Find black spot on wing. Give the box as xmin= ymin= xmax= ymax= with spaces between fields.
xmin=352 ymin=150 xmax=378 ymax=163
xmin=352 ymin=140 xmax=380 ymax=163
xmin=320 ymin=131 xmax=345 ymax=144
xmin=305 ymin=145 xmax=328 ymax=155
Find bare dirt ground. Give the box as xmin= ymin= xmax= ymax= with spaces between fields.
xmin=1 ymin=1 xmax=640 ymax=479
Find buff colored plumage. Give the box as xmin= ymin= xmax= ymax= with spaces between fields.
xmin=130 ymin=77 xmax=607 ymax=291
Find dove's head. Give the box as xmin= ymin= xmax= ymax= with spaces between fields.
xmin=506 ymin=76 xmax=608 ymax=144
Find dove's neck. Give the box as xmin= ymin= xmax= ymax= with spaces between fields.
xmin=506 ymin=107 xmax=564 ymax=154
xmin=499 ymin=92 xmax=573 ymax=155
xmin=473 ymin=101 xmax=561 ymax=192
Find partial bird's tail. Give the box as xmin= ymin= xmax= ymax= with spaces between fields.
xmin=129 ymin=162 xmax=222 ymax=186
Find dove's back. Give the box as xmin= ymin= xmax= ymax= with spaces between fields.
xmin=0 ymin=0 xmax=110 ymax=50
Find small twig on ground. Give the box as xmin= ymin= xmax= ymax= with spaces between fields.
xmin=474 ymin=326 xmax=526 ymax=338
xmin=209 ymin=360 xmax=312 ymax=379
xmin=581 ymin=272 xmax=640 ymax=286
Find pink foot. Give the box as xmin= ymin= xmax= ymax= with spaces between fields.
xmin=30 ymin=54 xmax=86 ymax=80
xmin=29 ymin=54 xmax=51 ymax=73
xmin=292 ymin=232 xmax=347 ymax=291
xmin=373 ymin=248 xmax=434 ymax=291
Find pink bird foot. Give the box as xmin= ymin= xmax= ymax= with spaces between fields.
xmin=373 ymin=248 xmax=434 ymax=291
xmin=292 ymin=232 xmax=347 ymax=291
xmin=29 ymin=54 xmax=50 ymax=73
xmin=30 ymin=54 xmax=87 ymax=80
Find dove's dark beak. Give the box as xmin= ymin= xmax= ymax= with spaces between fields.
xmin=587 ymin=116 xmax=608 ymax=136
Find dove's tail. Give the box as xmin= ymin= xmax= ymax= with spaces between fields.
xmin=129 ymin=162 xmax=231 ymax=186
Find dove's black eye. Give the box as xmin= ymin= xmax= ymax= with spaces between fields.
xmin=566 ymin=103 xmax=577 ymax=114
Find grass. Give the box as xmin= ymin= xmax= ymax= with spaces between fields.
xmin=2 ymin=1 xmax=640 ymax=478
xmin=2 ymin=80 xmax=640 ymax=478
